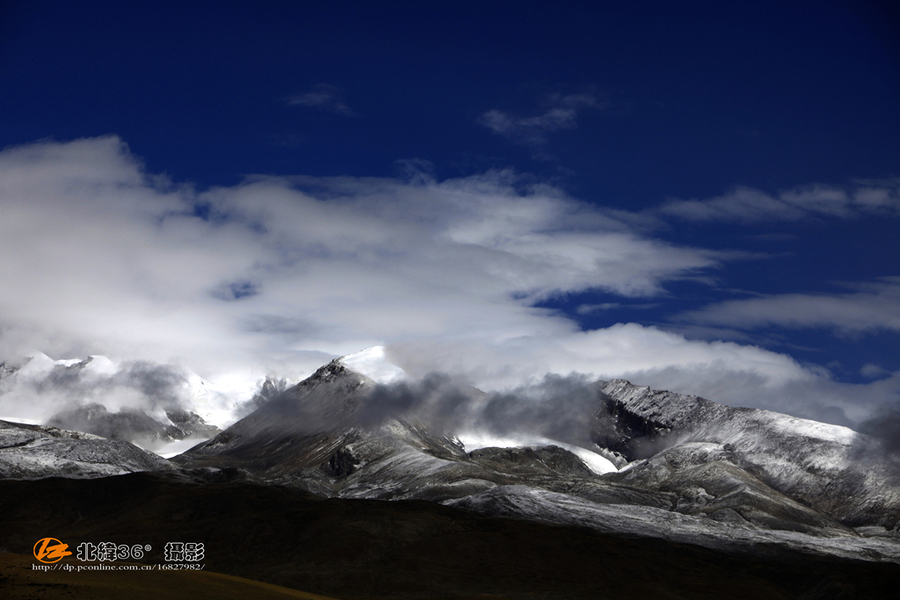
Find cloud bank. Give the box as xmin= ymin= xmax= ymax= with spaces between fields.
xmin=355 ymin=373 xmax=602 ymax=453
xmin=0 ymin=136 xmax=897 ymax=429
xmin=0 ymin=135 xmax=712 ymax=368
xmin=678 ymin=278 xmax=900 ymax=335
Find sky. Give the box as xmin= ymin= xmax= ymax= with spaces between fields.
xmin=0 ymin=1 xmax=899 ymax=430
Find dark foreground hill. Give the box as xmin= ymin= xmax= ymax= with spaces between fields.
xmin=0 ymin=551 xmax=339 ymax=600
xmin=0 ymin=470 xmax=898 ymax=600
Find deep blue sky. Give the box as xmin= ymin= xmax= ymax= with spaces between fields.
xmin=4 ymin=1 xmax=898 ymax=197
xmin=1 ymin=1 xmax=898 ymax=410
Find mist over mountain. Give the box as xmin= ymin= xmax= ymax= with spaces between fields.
xmin=321 ymin=369 xmax=605 ymax=451
xmin=0 ymin=353 xmax=267 ymax=445
xmin=859 ymin=407 xmax=900 ymax=453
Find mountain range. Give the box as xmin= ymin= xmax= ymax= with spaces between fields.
xmin=1 ymin=350 xmax=899 ymax=598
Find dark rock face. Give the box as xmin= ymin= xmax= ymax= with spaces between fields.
xmin=165 ymin=408 xmax=221 ymax=439
xmin=48 ymin=403 xmax=169 ymax=442
xmin=594 ymin=392 xmax=671 ymax=457
xmin=322 ymin=447 xmax=359 ymax=477
xmin=593 ymin=381 xmax=729 ymax=459
xmin=468 ymin=445 xmax=595 ymax=477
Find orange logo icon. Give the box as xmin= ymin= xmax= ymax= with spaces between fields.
xmin=34 ymin=538 xmax=72 ymax=563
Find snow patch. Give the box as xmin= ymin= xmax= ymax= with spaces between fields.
xmin=139 ymin=437 xmax=208 ymax=459
xmin=0 ymin=415 xmax=42 ymax=425
xmin=457 ymin=431 xmax=617 ymax=474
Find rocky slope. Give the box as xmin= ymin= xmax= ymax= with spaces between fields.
xmin=0 ymin=419 xmax=174 ymax=479
xmin=595 ymin=379 xmax=900 ymax=529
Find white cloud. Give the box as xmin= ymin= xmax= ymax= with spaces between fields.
xmin=0 ymin=136 xmax=711 ymax=374
xmin=676 ymin=278 xmax=900 ymax=335
xmin=286 ymin=83 xmax=357 ymax=116
xmin=385 ymin=323 xmax=899 ymax=426
xmin=478 ymin=93 xmax=603 ymax=147
xmin=658 ymin=182 xmax=900 ymax=223
xmin=1 ymin=136 xmax=896 ymax=429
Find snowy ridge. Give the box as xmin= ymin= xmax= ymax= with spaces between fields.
xmin=599 ymin=378 xmax=857 ymax=445
xmin=459 ymin=430 xmax=617 ymax=474
xmin=597 ymin=379 xmax=900 ymax=528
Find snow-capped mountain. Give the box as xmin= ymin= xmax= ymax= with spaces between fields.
xmin=169 ymin=355 xmax=900 ymax=563
xmin=2 ymin=349 xmax=899 ymax=565
xmin=0 ymin=352 xmax=259 ymax=449
xmin=176 ymin=359 xmax=639 ymax=499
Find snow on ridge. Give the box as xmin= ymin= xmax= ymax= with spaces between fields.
xmin=0 ymin=415 xmax=42 ymax=425
xmin=339 ymin=346 xmax=406 ymax=384
xmin=457 ymin=431 xmax=617 ymax=475
xmin=602 ymin=378 xmax=860 ymax=444
xmin=760 ymin=411 xmax=858 ymax=445
xmin=16 ymin=352 xmax=56 ymax=377
xmin=83 ymin=355 xmax=117 ymax=375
